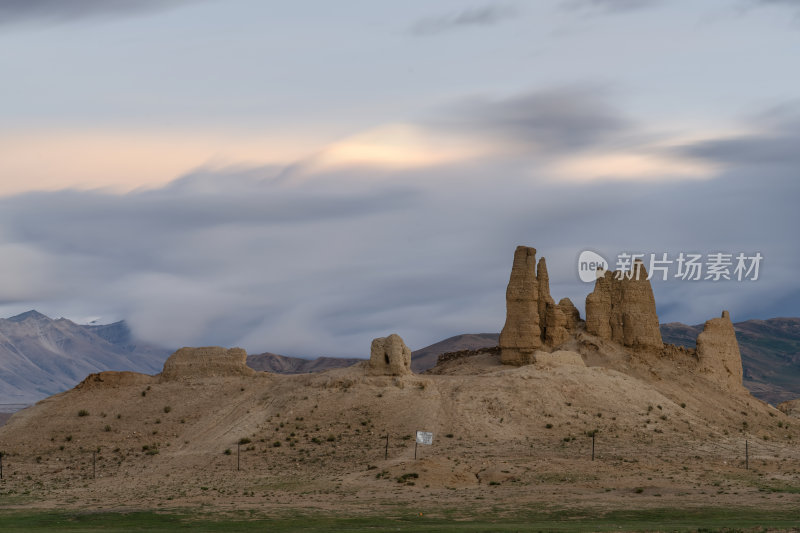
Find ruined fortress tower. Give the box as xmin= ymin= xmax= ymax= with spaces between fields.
xmin=585 ymin=260 xmax=663 ymax=352
xmin=499 ymin=246 xmax=579 ymax=365
xmin=498 ymin=245 xmax=744 ymax=391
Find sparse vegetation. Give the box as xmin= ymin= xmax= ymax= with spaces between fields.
xmin=396 ymin=472 xmax=418 ymax=484
xmin=78 ymin=409 xmax=89 ymax=417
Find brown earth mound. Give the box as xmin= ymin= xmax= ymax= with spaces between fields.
xmin=0 ymin=353 xmax=796 ymax=514
xmin=160 ymin=347 xmax=255 ymax=381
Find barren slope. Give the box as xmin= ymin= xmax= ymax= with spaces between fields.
xmin=1 ymin=342 xmax=798 ymax=514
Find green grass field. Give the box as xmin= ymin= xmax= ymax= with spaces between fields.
xmin=0 ymin=507 xmax=798 ymax=532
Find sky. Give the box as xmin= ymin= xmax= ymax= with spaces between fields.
xmin=0 ymin=0 xmax=798 ymax=357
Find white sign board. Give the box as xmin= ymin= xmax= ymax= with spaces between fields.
xmin=416 ymin=431 xmax=433 ymax=445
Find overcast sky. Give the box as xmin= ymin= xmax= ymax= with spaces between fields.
xmin=0 ymin=0 xmax=798 ymax=357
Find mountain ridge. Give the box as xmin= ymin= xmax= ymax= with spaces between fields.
xmin=1 ymin=310 xmax=798 ymax=407
xmin=0 ymin=310 xmax=170 ymax=404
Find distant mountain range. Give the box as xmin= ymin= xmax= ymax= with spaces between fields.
xmin=1 ymin=310 xmax=798 ymax=408
xmin=247 ymin=352 xmax=362 ymax=374
xmin=0 ymin=310 xmax=170 ymax=404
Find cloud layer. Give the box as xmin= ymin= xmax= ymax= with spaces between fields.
xmin=562 ymin=0 xmax=663 ymax=14
xmin=410 ymin=5 xmax=517 ymax=36
xmin=0 ymin=0 xmax=204 ymax=25
xmin=0 ymin=88 xmax=796 ymax=358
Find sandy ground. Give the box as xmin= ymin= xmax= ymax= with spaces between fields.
xmin=0 ymin=349 xmax=799 ymax=517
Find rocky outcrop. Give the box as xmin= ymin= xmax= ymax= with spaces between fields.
xmin=537 ymin=258 xmax=571 ymax=347
xmin=558 ymin=298 xmax=582 ymax=331
xmin=536 ymin=257 xmax=553 ymax=335
xmin=160 ymin=347 xmax=255 ymax=380
xmin=696 ymin=311 xmax=743 ymax=390
xmin=500 ymin=247 xmax=580 ymax=365
xmin=368 ymin=334 xmax=412 ymax=376
xmin=500 ymin=246 xmax=542 ymax=365
xmin=585 ymin=260 xmax=663 ymax=352
xmin=544 ymin=305 xmax=569 ymax=346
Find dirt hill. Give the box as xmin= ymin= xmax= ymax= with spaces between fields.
xmin=0 ymin=333 xmax=798 ymax=514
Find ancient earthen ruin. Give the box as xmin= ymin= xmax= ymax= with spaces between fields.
xmin=498 ymin=245 xmax=745 ymax=391
xmin=160 ymin=346 xmax=255 ymax=380
xmin=696 ymin=310 xmax=743 ymax=390
xmin=498 ymin=246 xmax=581 ymax=365
xmin=367 ymin=333 xmax=412 ymax=376
xmin=585 ymin=260 xmax=663 ymax=352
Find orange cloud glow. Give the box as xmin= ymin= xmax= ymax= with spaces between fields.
xmin=0 ymin=129 xmax=329 ymax=196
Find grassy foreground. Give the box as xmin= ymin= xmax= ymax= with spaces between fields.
xmin=0 ymin=508 xmax=798 ymax=532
